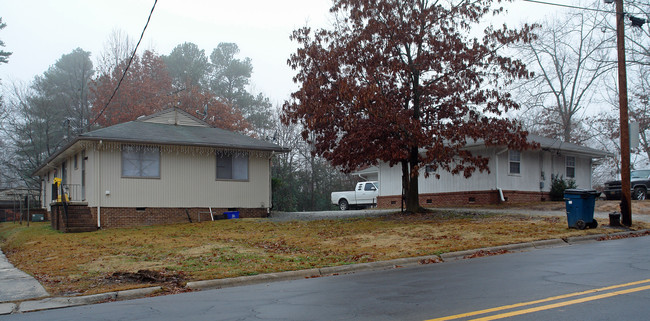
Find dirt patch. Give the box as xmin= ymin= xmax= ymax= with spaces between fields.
xmin=464 ymin=249 xmax=510 ymax=259
xmin=102 ymin=269 xmax=191 ymax=295
xmin=106 ymin=269 xmax=184 ymax=285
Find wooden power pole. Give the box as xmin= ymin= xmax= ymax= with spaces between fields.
xmin=615 ymin=0 xmax=632 ymax=226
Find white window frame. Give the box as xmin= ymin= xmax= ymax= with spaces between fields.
xmin=216 ymin=153 xmax=249 ymax=181
xmin=566 ymin=156 xmax=576 ymax=178
xmin=508 ymin=150 xmax=521 ymax=175
xmin=121 ymin=145 xmax=161 ymax=178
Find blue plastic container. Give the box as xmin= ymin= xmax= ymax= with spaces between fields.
xmin=224 ymin=211 xmax=239 ymax=219
xmin=564 ymin=189 xmax=599 ymax=229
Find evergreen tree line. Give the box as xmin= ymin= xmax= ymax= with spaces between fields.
xmin=0 ymin=30 xmax=353 ymax=211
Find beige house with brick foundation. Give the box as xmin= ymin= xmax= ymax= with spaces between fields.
xmin=32 ymin=108 xmax=288 ymax=229
xmin=363 ymin=135 xmax=608 ymax=208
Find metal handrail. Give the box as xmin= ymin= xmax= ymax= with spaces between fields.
xmin=61 ymin=184 xmax=83 ymax=202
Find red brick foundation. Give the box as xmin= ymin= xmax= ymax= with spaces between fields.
xmin=88 ymin=207 xmax=269 ymax=229
xmin=377 ymin=190 xmax=550 ymax=208
xmin=50 ymin=203 xmax=96 ymax=232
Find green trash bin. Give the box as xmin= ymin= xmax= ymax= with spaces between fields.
xmin=564 ymin=189 xmax=599 ymax=229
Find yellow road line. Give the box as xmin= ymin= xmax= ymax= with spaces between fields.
xmin=426 ymin=279 xmax=650 ymax=321
xmin=470 ymin=284 xmax=650 ymax=321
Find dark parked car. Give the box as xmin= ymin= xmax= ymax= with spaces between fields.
xmin=603 ymin=169 xmax=650 ymax=200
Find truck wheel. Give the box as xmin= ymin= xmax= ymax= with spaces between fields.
xmin=339 ymin=199 xmax=349 ymax=211
xmin=633 ymin=187 xmax=647 ymax=200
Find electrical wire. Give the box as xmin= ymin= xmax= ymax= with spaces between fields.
xmin=90 ymin=0 xmax=158 ymax=127
xmin=522 ymin=0 xmax=615 ymax=14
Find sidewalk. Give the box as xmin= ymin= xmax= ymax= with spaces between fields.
xmin=0 ymin=249 xmax=48 ymax=303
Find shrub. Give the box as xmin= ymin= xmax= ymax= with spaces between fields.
xmin=550 ymin=174 xmax=577 ymax=201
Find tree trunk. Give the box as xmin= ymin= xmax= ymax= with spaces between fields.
xmin=406 ymin=147 xmax=420 ymax=212
xmin=401 ymin=160 xmax=409 ymax=211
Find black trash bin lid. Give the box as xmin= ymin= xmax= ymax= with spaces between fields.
xmin=564 ymin=189 xmax=600 ymax=196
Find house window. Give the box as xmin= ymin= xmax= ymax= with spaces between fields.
xmin=566 ymin=156 xmax=576 ymax=178
xmin=122 ymin=145 xmax=160 ymax=178
xmin=74 ymin=154 xmax=78 ymax=169
xmin=509 ymin=150 xmax=521 ymax=175
xmin=216 ymin=153 xmax=248 ymax=180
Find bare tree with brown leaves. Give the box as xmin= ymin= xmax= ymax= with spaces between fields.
xmin=514 ymin=3 xmax=613 ymax=145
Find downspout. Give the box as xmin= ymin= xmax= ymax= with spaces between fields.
xmin=496 ymin=148 xmax=508 ymax=202
xmin=268 ymin=152 xmax=275 ymax=216
xmin=589 ymin=158 xmax=593 ymax=188
xmin=97 ymin=140 xmax=102 ymax=228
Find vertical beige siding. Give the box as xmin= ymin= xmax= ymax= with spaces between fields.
xmin=141 ymin=110 xmax=208 ymax=127
xmin=90 ymin=147 xmax=270 ymax=208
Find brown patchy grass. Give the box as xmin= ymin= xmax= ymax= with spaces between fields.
xmin=1 ymin=211 xmax=648 ymax=296
xmin=439 ymin=200 xmax=650 ymax=215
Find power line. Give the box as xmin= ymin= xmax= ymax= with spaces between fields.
xmin=522 ymin=0 xmax=615 ymax=14
xmin=522 ymin=0 xmax=648 ymax=29
xmin=90 ymin=0 xmax=158 ymax=127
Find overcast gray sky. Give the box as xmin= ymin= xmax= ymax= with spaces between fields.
xmin=1 ymin=0 xmax=568 ymax=105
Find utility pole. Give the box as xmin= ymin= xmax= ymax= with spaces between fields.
xmin=613 ymin=0 xmax=632 ymax=226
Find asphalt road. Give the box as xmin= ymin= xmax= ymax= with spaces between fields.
xmin=5 ymin=236 xmax=650 ymax=321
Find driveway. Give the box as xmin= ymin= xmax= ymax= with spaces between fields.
xmin=271 ymin=206 xmax=650 ymax=223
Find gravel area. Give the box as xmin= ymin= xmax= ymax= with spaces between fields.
xmin=269 ymin=209 xmax=397 ymax=221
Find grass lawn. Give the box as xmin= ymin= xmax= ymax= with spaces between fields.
xmin=1 ymin=210 xmax=647 ymax=297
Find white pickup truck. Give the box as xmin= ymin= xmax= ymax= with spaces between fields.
xmin=331 ymin=181 xmax=379 ymax=210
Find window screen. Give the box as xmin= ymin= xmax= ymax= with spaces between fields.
xmin=122 ymin=145 xmax=160 ymax=178
xmin=217 ymin=153 xmax=249 ymax=180
xmin=509 ymin=150 xmax=521 ymax=175
xmin=566 ymin=156 xmax=576 ymax=178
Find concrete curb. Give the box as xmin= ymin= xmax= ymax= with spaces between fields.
xmin=9 ymin=231 xmax=650 ymax=314
xmin=440 ymin=242 xmax=537 ymax=261
xmin=19 ymin=292 xmax=117 ymax=312
xmin=532 ymin=239 xmax=568 ymax=248
xmin=16 ymin=287 xmax=162 ymax=313
xmin=187 ymin=269 xmax=321 ymax=290
xmin=116 ymin=286 xmax=163 ymax=300
xmin=0 ymin=303 xmax=16 ymax=315
xmin=566 ymin=234 xmax=601 ymax=244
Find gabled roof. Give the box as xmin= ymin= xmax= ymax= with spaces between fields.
xmin=32 ymin=108 xmax=289 ymax=176
xmin=527 ymin=134 xmax=609 ymax=158
xmin=79 ymin=120 xmax=285 ymax=152
xmin=352 ymin=134 xmax=608 ymax=176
